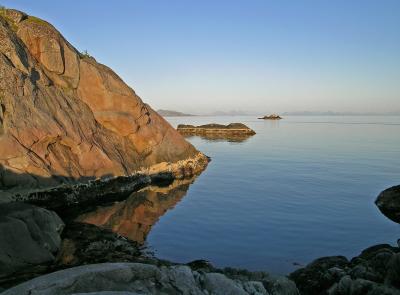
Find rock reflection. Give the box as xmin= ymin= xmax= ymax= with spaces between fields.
xmin=75 ymin=178 xmax=195 ymax=243
xmin=182 ymin=133 xmax=254 ymax=143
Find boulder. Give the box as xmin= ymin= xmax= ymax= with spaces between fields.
xmin=2 ymin=262 xmax=299 ymax=295
xmin=375 ymin=185 xmax=400 ymax=223
xmin=289 ymin=256 xmax=349 ymax=295
xmin=0 ymin=203 xmax=64 ymax=278
xmin=290 ymin=243 xmax=400 ymax=295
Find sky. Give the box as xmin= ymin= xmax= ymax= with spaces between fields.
xmin=2 ymin=0 xmax=400 ymax=114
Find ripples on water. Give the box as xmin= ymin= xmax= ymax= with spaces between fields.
xmin=79 ymin=116 xmax=400 ymax=274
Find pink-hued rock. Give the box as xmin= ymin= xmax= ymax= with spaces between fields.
xmin=0 ymin=9 xmax=207 ymax=190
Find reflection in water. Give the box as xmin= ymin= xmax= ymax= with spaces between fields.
xmin=182 ymin=133 xmax=254 ymax=143
xmin=75 ymin=178 xmax=195 ymax=243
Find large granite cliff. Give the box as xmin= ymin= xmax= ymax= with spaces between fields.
xmin=0 ymin=9 xmax=206 ymax=190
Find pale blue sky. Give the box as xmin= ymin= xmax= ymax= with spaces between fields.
xmin=2 ymin=0 xmax=400 ymax=114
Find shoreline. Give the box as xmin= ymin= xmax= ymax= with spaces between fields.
xmin=1 ymin=180 xmax=400 ymax=294
xmin=1 ymin=152 xmax=209 ymax=209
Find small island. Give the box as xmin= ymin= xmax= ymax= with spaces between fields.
xmin=157 ymin=109 xmax=195 ymax=117
xmin=177 ymin=123 xmax=256 ymax=136
xmin=258 ymin=114 xmax=282 ymax=120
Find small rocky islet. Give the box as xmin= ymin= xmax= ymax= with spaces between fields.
xmin=1 ymin=7 xmax=400 ymax=295
xmin=258 ymin=114 xmax=283 ymax=120
xmin=177 ymin=123 xmax=256 ymax=137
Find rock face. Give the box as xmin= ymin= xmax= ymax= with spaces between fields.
xmin=177 ymin=123 xmax=256 ymax=136
xmin=0 ymin=8 xmax=206 ymax=191
xmin=3 ymin=262 xmax=299 ymax=295
xmin=0 ymin=203 xmax=64 ymax=279
xmin=289 ymin=244 xmax=400 ymax=295
xmin=375 ymin=185 xmax=400 ymax=223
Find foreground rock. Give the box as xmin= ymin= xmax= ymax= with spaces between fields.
xmin=3 ymin=262 xmax=299 ymax=295
xmin=0 ymin=8 xmax=206 ymax=192
xmin=0 ymin=203 xmax=64 ymax=280
xmin=258 ymin=114 xmax=282 ymax=120
xmin=375 ymin=185 xmax=400 ymax=223
xmin=177 ymin=123 xmax=256 ymax=137
xmin=289 ymin=243 xmax=400 ymax=295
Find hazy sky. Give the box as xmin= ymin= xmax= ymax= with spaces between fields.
xmin=3 ymin=0 xmax=400 ymax=114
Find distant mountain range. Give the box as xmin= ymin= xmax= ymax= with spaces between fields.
xmin=283 ymin=111 xmax=400 ymax=116
xmin=158 ymin=109 xmax=400 ymax=117
xmin=157 ymin=109 xmax=195 ymax=117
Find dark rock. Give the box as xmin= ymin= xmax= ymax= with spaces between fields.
xmin=385 ymin=253 xmax=400 ymax=289
xmin=0 ymin=203 xmax=64 ymax=279
xmin=329 ymin=276 xmax=400 ymax=295
xmin=290 ymin=243 xmax=400 ymax=295
xmin=55 ymin=222 xmax=141 ymax=267
xmin=375 ymin=185 xmax=400 ymax=223
xmin=289 ymin=256 xmax=349 ymax=295
xmin=187 ymin=260 xmax=214 ymax=271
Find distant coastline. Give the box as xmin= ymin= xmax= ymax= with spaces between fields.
xmin=157 ymin=109 xmax=195 ymax=117
xmin=283 ymin=111 xmax=400 ymax=116
xmin=159 ymin=109 xmax=400 ymax=117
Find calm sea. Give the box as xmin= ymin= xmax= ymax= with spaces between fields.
xmin=81 ymin=115 xmax=400 ymax=274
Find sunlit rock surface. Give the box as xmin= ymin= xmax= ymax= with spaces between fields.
xmin=0 ymin=8 xmax=207 ymax=191
xmin=177 ymin=123 xmax=256 ymax=137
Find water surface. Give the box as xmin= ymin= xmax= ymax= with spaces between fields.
xmin=86 ymin=116 xmax=400 ymax=274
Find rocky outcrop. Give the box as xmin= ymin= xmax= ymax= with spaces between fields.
xmin=289 ymin=243 xmax=400 ymax=295
xmin=375 ymin=185 xmax=400 ymax=223
xmin=0 ymin=8 xmax=207 ymax=192
xmin=0 ymin=203 xmax=64 ymax=279
xmin=258 ymin=114 xmax=282 ymax=120
xmin=3 ymin=262 xmax=299 ymax=295
xmin=177 ymin=123 xmax=256 ymax=137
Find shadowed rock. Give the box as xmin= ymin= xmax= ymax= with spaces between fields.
xmin=289 ymin=244 xmax=400 ymax=295
xmin=2 ymin=262 xmax=299 ymax=295
xmin=0 ymin=203 xmax=64 ymax=279
xmin=375 ymin=185 xmax=400 ymax=223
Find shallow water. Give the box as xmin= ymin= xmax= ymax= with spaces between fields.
xmin=84 ymin=115 xmax=400 ymax=274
